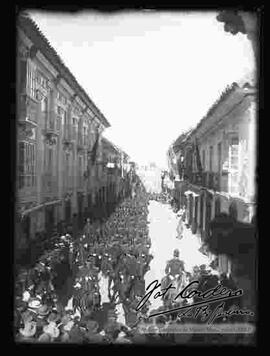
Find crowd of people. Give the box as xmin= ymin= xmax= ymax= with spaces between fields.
xmin=14 ymin=186 xmax=252 ymax=345
xmin=14 ymin=189 xmax=155 ymax=344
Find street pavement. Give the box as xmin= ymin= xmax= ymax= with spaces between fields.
xmin=96 ymin=198 xmax=210 ymax=320
xmin=145 ymin=200 xmax=209 ymax=311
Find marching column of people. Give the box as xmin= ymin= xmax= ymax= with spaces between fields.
xmin=14 ymin=189 xmax=253 ymax=344
xmin=14 ymin=188 xmax=154 ymax=343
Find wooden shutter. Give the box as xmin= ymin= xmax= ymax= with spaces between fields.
xmin=19 ymin=60 xmax=27 ymax=94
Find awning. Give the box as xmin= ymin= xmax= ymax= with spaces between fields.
xmin=184 ymin=190 xmax=193 ymax=195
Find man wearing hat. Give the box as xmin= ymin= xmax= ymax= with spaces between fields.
xmin=164 ymin=249 xmax=185 ymax=302
xmin=165 ymin=249 xmax=185 ymax=277
xmin=176 ymin=210 xmax=184 ymax=239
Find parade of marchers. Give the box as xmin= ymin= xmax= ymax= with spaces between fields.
xmin=14 ymin=184 xmax=253 ymax=345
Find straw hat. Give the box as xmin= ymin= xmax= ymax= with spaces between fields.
xmin=43 ymin=322 xmax=60 ymax=339
xmin=63 ymin=320 xmax=74 ymax=332
xmin=19 ymin=321 xmax=37 ymax=338
xmin=115 ymin=332 xmax=132 ymax=344
xmin=28 ymin=298 xmax=42 ymax=311
xmin=22 ymin=291 xmax=31 ymax=302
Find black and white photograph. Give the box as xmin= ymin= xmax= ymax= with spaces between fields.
xmin=14 ymin=8 xmax=259 ymax=345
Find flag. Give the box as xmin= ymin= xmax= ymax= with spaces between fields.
xmin=91 ymin=131 xmax=100 ymax=164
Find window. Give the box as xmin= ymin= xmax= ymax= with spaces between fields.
xmin=72 ymin=118 xmax=77 ymax=140
xmin=18 ymin=142 xmax=36 ymax=189
xmin=56 ymin=116 xmax=61 ymax=131
xmin=61 ymin=109 xmax=68 ymax=138
xmin=41 ymin=97 xmax=48 ymax=113
xmin=209 ymin=146 xmax=213 ymax=172
xmin=57 ymin=92 xmax=67 ymax=105
xmin=19 ymin=60 xmax=27 ymax=94
xmin=217 ymin=142 xmax=222 ymax=173
xmin=65 ymin=152 xmax=70 ymax=188
xmin=27 ymin=61 xmax=36 ymax=99
xmin=57 ymin=106 xmax=62 ymax=116
xmin=36 ymin=72 xmax=48 ymax=89
xmin=228 ymin=137 xmax=239 ymax=194
xmin=56 ymin=106 xmax=64 ymax=131
xmin=78 ymin=156 xmax=83 ymax=187
xmin=83 ymin=126 xmax=87 ymax=146
xmin=202 ymin=150 xmax=205 ymax=170
xmin=229 ymin=137 xmax=239 ymax=170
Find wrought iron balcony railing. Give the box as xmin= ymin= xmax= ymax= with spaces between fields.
xmin=185 ymin=171 xmax=221 ymax=191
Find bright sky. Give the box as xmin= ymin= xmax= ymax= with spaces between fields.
xmin=29 ymin=11 xmax=255 ymax=169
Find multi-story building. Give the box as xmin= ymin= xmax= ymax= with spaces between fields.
xmin=99 ymin=137 xmax=131 ymax=215
xmin=16 ymin=14 xmax=111 ymax=244
xmin=168 ymin=80 xmax=257 ymax=277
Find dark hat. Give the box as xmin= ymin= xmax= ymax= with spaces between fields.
xmin=173 ymin=249 xmax=179 ymax=257
xmin=37 ymin=304 xmax=50 ymax=316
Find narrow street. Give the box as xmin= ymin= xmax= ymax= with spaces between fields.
xmin=15 ymin=12 xmax=257 ymax=345
xmin=145 ymin=199 xmax=209 ymax=311
xmin=85 ymin=196 xmax=209 ymax=321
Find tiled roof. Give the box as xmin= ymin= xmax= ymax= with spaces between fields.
xmin=170 ymin=82 xmax=243 ymax=151
xmin=172 ymin=128 xmax=193 ymax=152
xmin=17 ymin=13 xmax=110 ymax=128
xmin=101 ymin=136 xmax=129 ymax=158
xmin=195 ymin=82 xmax=239 ymax=133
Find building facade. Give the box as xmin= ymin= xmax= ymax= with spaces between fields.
xmin=96 ymin=137 xmax=131 ymax=219
xmin=16 ymin=14 xmax=111 ymax=244
xmin=168 ymin=81 xmax=257 ymax=277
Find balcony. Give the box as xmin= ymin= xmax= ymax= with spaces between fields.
xmin=77 ymin=134 xmax=85 ymax=153
xmin=201 ymin=171 xmax=220 ymax=191
xmin=63 ymin=127 xmax=73 ymax=151
xmin=191 ymin=172 xmax=203 ymax=185
xmin=42 ymin=119 xmax=59 ymax=145
xmin=18 ymin=94 xmax=38 ymax=124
